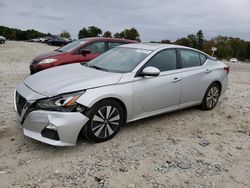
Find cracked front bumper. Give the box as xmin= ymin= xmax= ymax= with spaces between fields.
xmin=21 ymin=110 xmax=89 ymax=146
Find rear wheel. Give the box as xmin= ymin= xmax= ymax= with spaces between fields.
xmin=83 ymin=99 xmax=124 ymax=142
xmin=200 ymin=82 xmax=221 ymax=110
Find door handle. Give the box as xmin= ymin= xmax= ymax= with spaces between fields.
xmin=205 ymin=69 xmax=212 ymax=73
xmin=172 ymin=77 xmax=182 ymax=83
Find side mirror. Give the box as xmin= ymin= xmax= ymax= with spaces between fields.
xmin=141 ymin=66 xmax=160 ymax=77
xmin=80 ymin=49 xmax=91 ymax=56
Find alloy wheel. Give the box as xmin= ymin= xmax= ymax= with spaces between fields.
xmin=91 ymin=106 xmax=120 ymax=139
xmin=206 ymin=86 xmax=219 ymax=108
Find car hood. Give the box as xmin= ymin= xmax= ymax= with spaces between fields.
xmin=32 ymin=51 xmax=66 ymax=62
xmin=24 ymin=64 xmax=123 ymax=97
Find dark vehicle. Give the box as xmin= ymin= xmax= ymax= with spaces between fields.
xmin=30 ymin=37 xmax=137 ymax=74
xmin=47 ymin=37 xmax=70 ymax=46
xmin=0 ymin=36 xmax=6 ymax=44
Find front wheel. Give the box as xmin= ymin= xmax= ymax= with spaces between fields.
xmin=200 ymin=83 xmax=221 ymax=110
xmin=83 ymin=99 xmax=124 ymax=142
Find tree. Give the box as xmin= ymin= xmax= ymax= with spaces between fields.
xmin=0 ymin=26 xmax=46 ymax=40
xmin=246 ymin=42 xmax=250 ymax=60
xmin=78 ymin=27 xmax=89 ymax=39
xmin=60 ymin=30 xmax=71 ymax=38
xmin=187 ymin=34 xmax=197 ymax=48
xmin=114 ymin=27 xmax=140 ymax=41
xmin=78 ymin=26 xmax=102 ymax=39
xmin=160 ymin=39 xmax=171 ymax=44
xmin=88 ymin=26 xmax=102 ymax=37
xmin=203 ymin=39 xmax=216 ymax=56
xmin=114 ymin=33 xmax=121 ymax=38
xmin=102 ymin=31 xmax=112 ymax=38
xmin=196 ymin=30 xmax=204 ymax=50
xmin=175 ymin=37 xmax=190 ymax=47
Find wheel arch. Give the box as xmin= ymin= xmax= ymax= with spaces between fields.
xmin=77 ymin=96 xmax=128 ymax=142
xmin=211 ymin=80 xmax=222 ymax=92
xmin=87 ymin=97 xmax=128 ymax=124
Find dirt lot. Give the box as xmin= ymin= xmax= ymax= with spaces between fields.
xmin=0 ymin=41 xmax=250 ymax=188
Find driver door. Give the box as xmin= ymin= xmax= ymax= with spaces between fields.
xmin=133 ymin=49 xmax=182 ymax=119
xmin=73 ymin=41 xmax=106 ymax=63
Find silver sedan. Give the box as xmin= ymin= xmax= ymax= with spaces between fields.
xmin=14 ymin=43 xmax=229 ymax=146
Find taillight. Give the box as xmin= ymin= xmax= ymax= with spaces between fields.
xmin=224 ymin=66 xmax=230 ymax=74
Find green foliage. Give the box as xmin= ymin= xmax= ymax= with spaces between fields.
xmin=60 ymin=30 xmax=71 ymax=38
xmin=1 ymin=25 xmax=249 ymax=60
xmin=0 ymin=26 xmax=46 ymax=40
xmin=196 ymin=30 xmax=204 ymax=50
xmin=102 ymin=31 xmax=112 ymax=38
xmin=175 ymin=37 xmax=190 ymax=46
xmin=209 ymin=36 xmax=248 ymax=60
xmin=160 ymin=39 xmax=171 ymax=44
xmin=174 ymin=30 xmax=250 ymax=60
xmin=114 ymin=27 xmax=140 ymax=41
xmin=187 ymin=34 xmax=197 ymax=48
xmin=114 ymin=32 xmax=122 ymax=38
xmin=78 ymin=26 xmax=102 ymax=39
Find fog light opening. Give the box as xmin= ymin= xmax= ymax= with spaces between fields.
xmin=41 ymin=124 xmax=59 ymax=141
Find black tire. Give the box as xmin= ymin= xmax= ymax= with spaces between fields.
xmin=83 ymin=99 xmax=124 ymax=142
xmin=200 ymin=82 xmax=221 ymax=110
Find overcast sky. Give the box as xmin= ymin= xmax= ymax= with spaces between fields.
xmin=0 ymin=0 xmax=250 ymax=41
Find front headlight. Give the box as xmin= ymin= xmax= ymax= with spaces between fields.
xmin=35 ymin=91 xmax=86 ymax=112
xmin=38 ymin=58 xmax=57 ymax=65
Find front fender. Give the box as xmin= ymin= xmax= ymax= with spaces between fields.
xmin=76 ymin=83 xmax=134 ymax=121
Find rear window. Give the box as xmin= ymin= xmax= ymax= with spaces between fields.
xmin=200 ymin=54 xmax=207 ymax=65
xmin=180 ymin=49 xmax=201 ymax=68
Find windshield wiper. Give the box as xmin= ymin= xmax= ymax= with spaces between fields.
xmin=88 ymin=65 xmax=109 ymax=72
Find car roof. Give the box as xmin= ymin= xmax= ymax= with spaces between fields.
xmin=120 ymin=42 xmax=195 ymax=51
xmin=79 ymin=37 xmax=137 ymax=43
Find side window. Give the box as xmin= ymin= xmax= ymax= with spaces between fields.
xmin=83 ymin=42 xmax=105 ymax=53
xmin=144 ymin=49 xmax=177 ymax=72
xmin=109 ymin=42 xmax=124 ymax=50
xmin=180 ymin=50 xmax=201 ymax=68
xmin=200 ymin=53 xmax=207 ymax=65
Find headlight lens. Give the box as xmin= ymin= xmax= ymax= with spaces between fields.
xmin=35 ymin=91 xmax=85 ymax=112
xmin=38 ymin=58 xmax=57 ymax=65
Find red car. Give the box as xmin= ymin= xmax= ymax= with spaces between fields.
xmin=30 ymin=37 xmax=137 ymax=74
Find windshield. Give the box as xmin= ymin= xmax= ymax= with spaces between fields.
xmin=56 ymin=39 xmax=88 ymax=52
xmin=86 ymin=47 xmax=152 ymax=73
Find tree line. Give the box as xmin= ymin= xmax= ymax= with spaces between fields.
xmin=173 ymin=30 xmax=250 ymax=61
xmin=0 ymin=26 xmax=46 ymax=40
xmin=78 ymin=26 xmax=140 ymax=41
xmin=1 ymin=25 xmax=249 ymax=60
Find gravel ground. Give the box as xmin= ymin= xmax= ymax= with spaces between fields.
xmin=0 ymin=41 xmax=250 ymax=188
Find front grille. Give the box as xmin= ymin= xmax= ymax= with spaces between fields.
xmin=16 ymin=92 xmax=27 ymax=116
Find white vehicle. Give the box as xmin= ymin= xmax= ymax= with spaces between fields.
xmin=0 ymin=36 xmax=6 ymax=44
xmin=230 ymin=58 xmax=239 ymax=63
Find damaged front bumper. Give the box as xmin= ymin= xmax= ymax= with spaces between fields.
xmin=14 ymin=83 xmax=89 ymax=146
xmin=22 ymin=110 xmax=89 ymax=146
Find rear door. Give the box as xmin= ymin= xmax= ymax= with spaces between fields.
xmin=178 ymin=49 xmax=211 ymax=107
xmin=133 ymin=49 xmax=182 ymax=119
